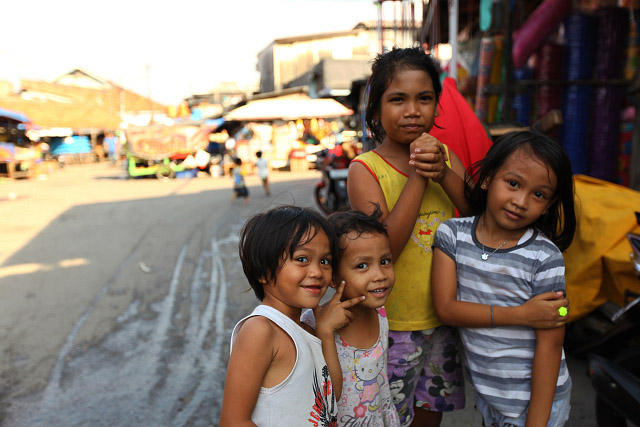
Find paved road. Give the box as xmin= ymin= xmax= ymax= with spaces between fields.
xmin=0 ymin=163 xmax=598 ymax=426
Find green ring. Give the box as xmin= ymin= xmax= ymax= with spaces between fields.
xmin=558 ymin=307 xmax=568 ymax=317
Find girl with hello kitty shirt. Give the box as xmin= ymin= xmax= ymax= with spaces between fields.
xmin=302 ymin=208 xmax=400 ymax=426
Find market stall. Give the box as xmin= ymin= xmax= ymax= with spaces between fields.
xmin=0 ymin=107 xmax=39 ymax=179
xmin=440 ymin=0 xmax=638 ymax=188
xmin=224 ymin=93 xmax=354 ymax=171
xmin=124 ymin=123 xmax=218 ymax=179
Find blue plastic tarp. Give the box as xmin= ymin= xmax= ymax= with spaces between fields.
xmin=0 ymin=107 xmax=30 ymax=123
xmin=49 ymin=136 xmax=92 ymax=156
xmin=204 ymin=118 xmax=224 ymax=127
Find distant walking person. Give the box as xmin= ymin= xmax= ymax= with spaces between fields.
xmin=232 ymin=157 xmax=249 ymax=204
xmin=255 ymin=151 xmax=270 ymax=196
xmin=104 ymin=132 xmax=120 ymax=166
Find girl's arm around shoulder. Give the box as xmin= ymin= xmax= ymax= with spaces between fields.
xmin=301 ymin=308 xmax=343 ymax=401
xmin=219 ymin=316 xmax=279 ymax=427
xmin=348 ymin=158 xmax=427 ymax=261
xmin=431 ymin=247 xmax=571 ymax=328
xmin=527 ymin=326 xmax=565 ymax=427
xmin=313 ymin=281 xmax=366 ymax=400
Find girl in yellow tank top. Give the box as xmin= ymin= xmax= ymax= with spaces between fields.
xmin=347 ymin=47 xmax=470 ymax=427
xmin=351 ymin=149 xmax=456 ymax=331
xmin=348 ymin=47 xmax=573 ymax=427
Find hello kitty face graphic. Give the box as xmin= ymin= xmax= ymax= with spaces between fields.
xmin=353 ymin=349 xmax=383 ymax=383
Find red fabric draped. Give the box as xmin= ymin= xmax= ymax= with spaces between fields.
xmin=430 ymin=77 xmax=493 ymax=169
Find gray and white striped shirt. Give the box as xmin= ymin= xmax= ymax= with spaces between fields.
xmin=433 ymin=216 xmax=571 ymax=418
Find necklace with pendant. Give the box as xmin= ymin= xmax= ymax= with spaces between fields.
xmin=480 ymin=216 xmax=519 ymax=261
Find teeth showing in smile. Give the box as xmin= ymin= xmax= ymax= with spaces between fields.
xmin=370 ymin=289 xmax=385 ymax=294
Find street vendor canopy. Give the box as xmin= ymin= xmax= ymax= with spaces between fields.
xmin=224 ymin=94 xmax=353 ymax=121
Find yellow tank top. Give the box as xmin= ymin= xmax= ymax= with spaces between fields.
xmin=352 ymin=150 xmax=455 ymax=331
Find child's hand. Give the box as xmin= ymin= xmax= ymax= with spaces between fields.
xmin=521 ymin=291 xmax=570 ymax=329
xmin=313 ymin=280 xmax=365 ymax=340
xmin=409 ymin=133 xmax=449 ymax=183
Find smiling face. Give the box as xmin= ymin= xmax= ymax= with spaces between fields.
xmin=337 ymin=231 xmax=395 ymax=309
xmin=379 ymin=68 xmax=437 ymax=147
xmin=484 ymin=147 xmax=557 ymax=235
xmin=262 ymin=230 xmax=333 ymax=321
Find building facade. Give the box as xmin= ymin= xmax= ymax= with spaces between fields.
xmin=257 ymin=21 xmax=420 ymax=95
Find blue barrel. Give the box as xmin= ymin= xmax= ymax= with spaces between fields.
xmin=513 ymin=67 xmax=532 ymax=126
xmin=589 ymin=7 xmax=629 ymax=181
xmin=562 ymin=13 xmax=596 ymax=175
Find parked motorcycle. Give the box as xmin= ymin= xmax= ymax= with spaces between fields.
xmin=568 ymin=215 xmax=640 ymax=427
xmin=587 ymin=294 xmax=640 ymax=427
xmin=314 ymin=148 xmax=350 ymax=214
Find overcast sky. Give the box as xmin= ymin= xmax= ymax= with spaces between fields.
xmin=1 ymin=0 xmax=380 ymax=105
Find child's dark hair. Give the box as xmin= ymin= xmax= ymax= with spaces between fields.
xmin=239 ymin=205 xmax=339 ymax=300
xmin=328 ymin=204 xmax=387 ymax=259
xmin=234 ymin=157 xmax=242 ymax=166
xmin=465 ymin=130 xmax=576 ymax=251
xmin=365 ymin=46 xmax=442 ymax=144
xmin=256 ymin=151 xmax=263 ymax=158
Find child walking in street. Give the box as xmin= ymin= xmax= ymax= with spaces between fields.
xmin=302 ymin=207 xmax=400 ymax=426
xmin=432 ymin=130 xmax=576 ymax=427
xmin=348 ymin=47 xmax=571 ymax=427
xmin=255 ymin=151 xmax=271 ymax=196
xmin=219 ymin=205 xmax=365 ymax=427
xmin=232 ymin=157 xmax=249 ymax=203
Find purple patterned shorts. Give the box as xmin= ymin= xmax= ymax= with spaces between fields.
xmin=387 ymin=326 xmax=465 ymax=426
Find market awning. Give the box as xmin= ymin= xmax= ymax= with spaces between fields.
xmin=0 ymin=107 xmax=31 ymax=123
xmin=224 ymin=94 xmax=353 ymax=121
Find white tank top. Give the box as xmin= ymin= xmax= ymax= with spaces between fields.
xmin=230 ymin=305 xmax=338 ymax=426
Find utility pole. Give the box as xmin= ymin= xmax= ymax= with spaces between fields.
xmin=448 ymin=0 xmax=458 ymax=81
xmin=146 ymin=64 xmax=154 ymax=123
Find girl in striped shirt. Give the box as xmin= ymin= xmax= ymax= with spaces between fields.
xmin=432 ymin=131 xmax=577 ymax=427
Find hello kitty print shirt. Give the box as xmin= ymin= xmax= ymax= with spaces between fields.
xmin=302 ymin=307 xmax=400 ymax=427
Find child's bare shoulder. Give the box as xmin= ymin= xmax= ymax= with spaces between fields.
xmin=236 ymin=315 xmax=279 ymax=342
xmin=236 ymin=314 xmax=297 ymax=386
xmin=236 ymin=315 xmax=296 ymax=351
xmin=228 ymin=314 xmax=298 ymax=391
